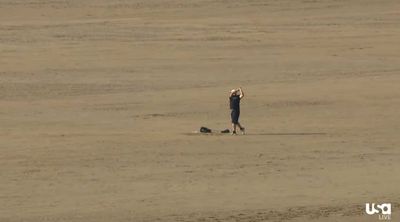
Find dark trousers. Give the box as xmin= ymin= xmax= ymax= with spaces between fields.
xmin=231 ymin=109 xmax=240 ymax=124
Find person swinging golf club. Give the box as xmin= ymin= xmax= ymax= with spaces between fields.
xmin=229 ymin=87 xmax=245 ymax=135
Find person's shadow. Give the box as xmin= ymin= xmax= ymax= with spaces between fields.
xmin=247 ymin=132 xmax=327 ymax=136
xmin=183 ymin=132 xmax=327 ymax=136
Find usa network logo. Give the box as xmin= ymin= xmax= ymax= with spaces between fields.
xmin=365 ymin=203 xmax=391 ymax=220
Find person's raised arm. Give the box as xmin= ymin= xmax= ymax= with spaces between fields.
xmin=239 ymin=87 xmax=244 ymax=98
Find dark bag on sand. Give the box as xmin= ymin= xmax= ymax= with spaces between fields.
xmin=220 ymin=129 xmax=230 ymax=134
xmin=200 ymin=127 xmax=212 ymax=133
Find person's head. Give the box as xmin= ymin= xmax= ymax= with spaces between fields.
xmin=230 ymin=89 xmax=238 ymax=96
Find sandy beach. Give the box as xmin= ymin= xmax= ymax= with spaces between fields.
xmin=1 ymin=0 xmax=399 ymax=221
